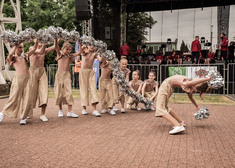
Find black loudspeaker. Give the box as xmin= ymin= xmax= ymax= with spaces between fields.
xmin=167 ymin=38 xmax=171 ymax=44
xmin=74 ymin=0 xmax=91 ymax=20
xmin=201 ymin=37 xmax=205 ymax=43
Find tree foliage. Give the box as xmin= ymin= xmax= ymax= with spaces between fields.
xmin=127 ymin=12 xmax=156 ymax=53
xmin=2 ymin=0 xmax=156 ymax=64
xmin=180 ymin=40 xmax=189 ymax=53
xmin=3 ymin=0 xmax=80 ymax=66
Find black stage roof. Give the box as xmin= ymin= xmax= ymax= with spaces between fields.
xmin=125 ymin=0 xmax=235 ymax=13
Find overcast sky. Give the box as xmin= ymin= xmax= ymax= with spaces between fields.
xmin=145 ymin=5 xmax=235 ymax=51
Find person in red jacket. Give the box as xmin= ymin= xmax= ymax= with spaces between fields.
xmin=191 ymin=36 xmax=201 ymax=64
xmin=219 ymin=33 xmax=228 ymax=65
xmin=119 ymin=42 xmax=130 ymax=57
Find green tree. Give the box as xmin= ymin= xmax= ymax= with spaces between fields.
xmin=3 ymin=0 xmax=81 ymax=66
xmin=180 ymin=40 xmax=189 ymax=53
xmin=127 ymin=12 xmax=156 ymax=54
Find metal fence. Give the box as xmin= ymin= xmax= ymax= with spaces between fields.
xmin=227 ymin=63 xmax=235 ymax=94
xmin=46 ymin=63 xmax=235 ymax=94
xmin=159 ymin=64 xmax=226 ymax=94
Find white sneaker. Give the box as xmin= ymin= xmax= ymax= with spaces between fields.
xmin=0 ymin=112 xmax=5 ymax=122
xmin=101 ymin=109 xmax=108 ymax=114
xmin=20 ymin=118 xmax=27 ymax=125
xmin=169 ymin=126 xmax=185 ymax=135
xmin=92 ymin=110 xmax=101 ymax=117
xmin=82 ymin=109 xmax=88 ymax=115
xmin=109 ymin=109 xmax=116 ymax=115
xmin=180 ymin=121 xmax=186 ymax=127
xmin=121 ymin=108 xmax=125 ymax=113
xmin=150 ymin=106 xmax=155 ymax=111
xmin=40 ymin=115 xmax=48 ymax=122
xmin=58 ymin=110 xmax=63 ymax=117
xmin=67 ymin=111 xmax=78 ymax=118
xmin=136 ymin=106 xmax=141 ymax=111
xmin=126 ymin=104 xmax=131 ymax=109
xmin=143 ymin=106 xmax=147 ymax=110
xmin=112 ymin=106 xmax=118 ymax=112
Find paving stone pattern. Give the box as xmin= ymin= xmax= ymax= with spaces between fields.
xmin=0 ymin=98 xmax=234 ymax=168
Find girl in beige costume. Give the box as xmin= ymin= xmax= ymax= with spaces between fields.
xmin=112 ymin=58 xmax=130 ymax=113
xmin=28 ymin=40 xmax=57 ymax=122
xmin=55 ymin=40 xmax=83 ymax=118
xmin=155 ymin=75 xmax=212 ymax=135
xmin=0 ymin=41 xmax=38 ymax=125
xmin=79 ymin=45 xmax=102 ymax=117
xmin=99 ymin=59 xmax=116 ymax=115
xmin=126 ymin=70 xmax=143 ymax=110
xmin=142 ymin=70 xmax=159 ymax=110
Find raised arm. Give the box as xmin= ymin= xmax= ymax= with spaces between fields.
xmin=187 ymin=93 xmax=200 ymax=111
xmin=55 ymin=39 xmax=61 ymax=61
xmin=34 ymin=44 xmax=46 ymax=55
xmin=183 ymin=77 xmax=212 ymax=88
xmin=95 ymin=53 xmax=103 ymax=62
xmin=28 ymin=40 xmax=39 ymax=57
xmin=72 ymin=40 xmax=83 ymax=57
xmin=6 ymin=45 xmax=17 ymax=65
xmin=45 ymin=39 xmax=57 ymax=54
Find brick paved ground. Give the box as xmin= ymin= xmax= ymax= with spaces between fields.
xmin=0 ymin=98 xmax=234 ymax=168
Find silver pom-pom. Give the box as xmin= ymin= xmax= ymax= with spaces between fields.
xmin=205 ymin=70 xmax=224 ymax=89
xmin=80 ymin=35 xmax=94 ymax=46
xmin=194 ymin=107 xmax=210 ymax=120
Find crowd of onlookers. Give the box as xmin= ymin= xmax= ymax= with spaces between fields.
xmin=120 ymin=34 xmax=235 ymax=65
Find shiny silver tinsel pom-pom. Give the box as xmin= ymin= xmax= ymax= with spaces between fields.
xmin=205 ymin=70 xmax=224 ymax=89
xmin=194 ymin=107 xmax=210 ymax=120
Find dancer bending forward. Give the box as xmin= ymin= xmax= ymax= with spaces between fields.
xmin=155 ymin=75 xmax=211 ymax=135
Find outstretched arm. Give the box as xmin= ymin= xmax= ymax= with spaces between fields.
xmin=72 ymin=40 xmax=83 ymax=57
xmin=187 ymin=93 xmax=200 ymax=111
xmin=183 ymin=77 xmax=212 ymax=88
xmin=28 ymin=40 xmax=38 ymax=57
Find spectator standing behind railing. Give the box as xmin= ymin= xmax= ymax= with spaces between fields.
xmin=74 ymin=56 xmax=82 ymax=89
xmin=204 ymin=48 xmax=215 ymax=64
xmin=219 ymin=33 xmax=229 ymax=66
xmin=191 ymin=36 xmax=201 ymax=64
xmin=228 ymin=42 xmax=235 ymax=63
xmin=119 ymin=42 xmax=130 ymax=58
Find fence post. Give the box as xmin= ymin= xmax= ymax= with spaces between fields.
xmin=227 ymin=63 xmax=229 ymax=95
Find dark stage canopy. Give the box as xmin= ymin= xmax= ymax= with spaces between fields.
xmin=126 ymin=0 xmax=235 ymax=13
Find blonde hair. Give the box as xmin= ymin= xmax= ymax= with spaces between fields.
xmin=62 ymin=42 xmax=72 ymax=49
xmin=120 ymin=58 xmax=128 ymax=63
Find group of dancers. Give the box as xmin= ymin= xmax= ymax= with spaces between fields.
xmin=0 ymin=39 xmax=212 ymax=135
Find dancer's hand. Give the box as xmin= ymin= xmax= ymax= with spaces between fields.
xmin=208 ymin=75 xmax=212 ymax=81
